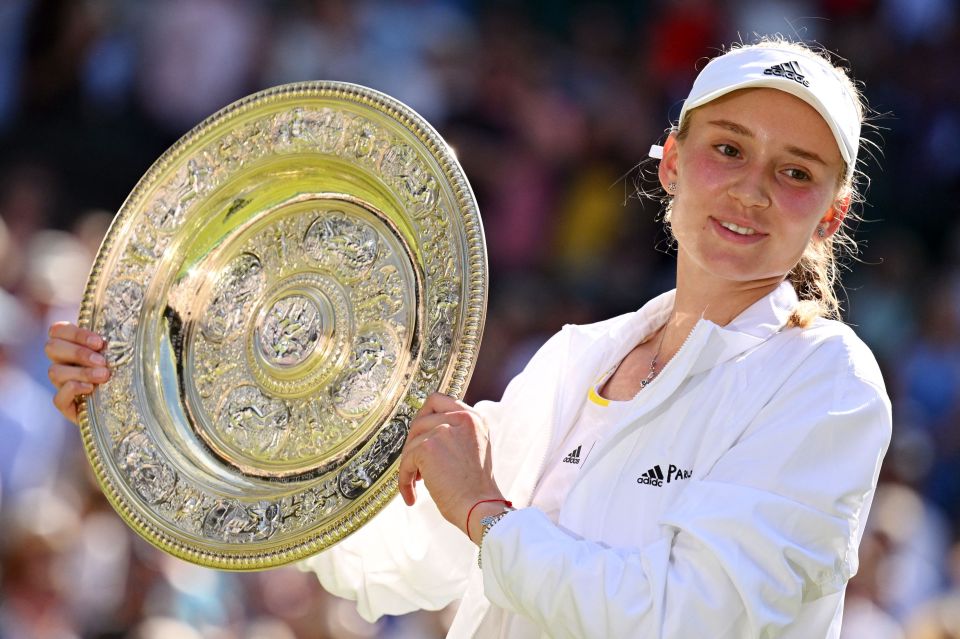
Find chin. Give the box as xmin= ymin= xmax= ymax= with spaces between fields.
xmin=696 ymin=254 xmax=787 ymax=285
xmin=679 ymin=239 xmax=794 ymax=284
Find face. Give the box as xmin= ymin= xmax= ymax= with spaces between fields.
xmin=659 ymin=88 xmax=846 ymax=289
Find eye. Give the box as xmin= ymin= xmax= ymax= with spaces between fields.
xmin=715 ymin=144 xmax=740 ymax=158
xmin=783 ymin=168 xmax=811 ymax=181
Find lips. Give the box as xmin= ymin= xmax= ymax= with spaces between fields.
xmin=709 ymin=217 xmax=768 ymax=244
xmin=719 ymin=220 xmax=757 ymax=236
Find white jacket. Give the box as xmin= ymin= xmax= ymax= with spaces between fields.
xmin=301 ymin=282 xmax=892 ymax=638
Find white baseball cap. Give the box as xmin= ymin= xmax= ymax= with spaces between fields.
xmin=650 ymin=45 xmax=861 ymax=176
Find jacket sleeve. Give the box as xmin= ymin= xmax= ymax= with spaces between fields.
xmin=480 ymin=339 xmax=892 ymax=638
xmin=299 ymin=490 xmax=476 ymax=622
xmin=298 ymin=326 xmax=573 ymax=622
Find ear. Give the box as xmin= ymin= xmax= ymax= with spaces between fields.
xmin=819 ymin=193 xmax=851 ymax=238
xmin=658 ymin=132 xmax=680 ymax=192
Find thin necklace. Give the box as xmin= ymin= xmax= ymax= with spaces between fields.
xmin=639 ymin=320 xmax=671 ymax=389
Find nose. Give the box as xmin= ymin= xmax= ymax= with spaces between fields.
xmin=727 ymin=166 xmax=770 ymax=209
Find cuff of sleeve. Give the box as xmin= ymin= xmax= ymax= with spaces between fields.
xmin=480 ymin=507 xmax=568 ymax=612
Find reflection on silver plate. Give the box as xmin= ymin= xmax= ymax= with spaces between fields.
xmin=77 ymin=82 xmax=486 ymax=570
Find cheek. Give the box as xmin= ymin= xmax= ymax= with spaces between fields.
xmin=685 ymin=152 xmax=727 ymax=189
xmin=774 ymin=187 xmax=832 ymax=228
xmin=673 ymin=154 xmax=726 ymax=230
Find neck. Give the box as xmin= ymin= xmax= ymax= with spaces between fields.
xmin=656 ymin=256 xmax=785 ymax=363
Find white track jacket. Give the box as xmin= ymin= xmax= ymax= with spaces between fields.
xmin=301 ymin=282 xmax=892 ymax=638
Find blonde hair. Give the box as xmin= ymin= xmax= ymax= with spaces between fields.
xmin=665 ymin=37 xmax=872 ymax=328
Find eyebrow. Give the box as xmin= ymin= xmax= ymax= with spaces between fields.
xmin=706 ymin=119 xmax=828 ymax=166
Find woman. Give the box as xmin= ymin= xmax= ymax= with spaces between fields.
xmin=47 ymin=39 xmax=890 ymax=637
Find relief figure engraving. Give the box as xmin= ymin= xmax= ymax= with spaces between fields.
xmin=355 ymin=265 xmax=404 ymax=323
xmin=116 ymin=431 xmax=177 ymax=505
xmin=101 ymin=280 xmax=145 ymax=366
xmin=347 ymin=117 xmax=384 ymax=161
xmin=421 ymin=277 xmax=459 ymax=375
xmin=274 ymin=107 xmax=309 ymax=147
xmin=216 ymin=385 xmax=291 ymax=457
xmin=331 ymin=328 xmax=398 ymax=417
xmin=202 ymin=253 xmax=266 ymax=342
xmin=148 ymin=163 xmax=202 ymax=233
xmin=337 ymin=415 xmax=408 ymax=499
xmin=381 ymin=144 xmax=438 ymax=208
xmin=303 ymin=213 xmax=379 ymax=276
xmin=315 ymin=109 xmax=346 ymax=152
xmin=258 ymin=295 xmax=323 ymax=367
xmin=202 ymin=499 xmax=282 ymax=543
xmin=299 ymin=479 xmax=342 ymax=521
xmin=127 ymin=225 xmax=169 ymax=262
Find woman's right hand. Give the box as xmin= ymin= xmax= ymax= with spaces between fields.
xmin=45 ymin=321 xmax=111 ymax=425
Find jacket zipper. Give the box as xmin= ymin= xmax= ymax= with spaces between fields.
xmin=524 ymin=320 xmax=709 ymax=506
xmin=565 ymin=320 xmax=711 ymax=496
xmin=641 ymin=318 xmax=705 ymax=393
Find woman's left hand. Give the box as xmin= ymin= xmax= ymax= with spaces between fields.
xmin=398 ymin=393 xmax=505 ymax=543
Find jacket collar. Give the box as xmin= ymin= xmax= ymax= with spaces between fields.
xmin=689 ymin=280 xmax=798 ymax=372
xmin=513 ymin=281 xmax=800 ymax=509
xmin=722 ymin=279 xmax=799 ymax=339
xmin=603 ymin=280 xmax=799 ymax=377
xmin=551 ymin=281 xmax=799 ymax=492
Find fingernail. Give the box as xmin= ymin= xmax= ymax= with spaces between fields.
xmin=87 ymin=335 xmax=102 ymax=349
xmin=90 ymin=353 xmax=106 ymax=366
xmin=92 ymin=367 xmax=109 ymax=381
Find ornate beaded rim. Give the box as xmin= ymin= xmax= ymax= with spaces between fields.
xmin=77 ymin=82 xmax=487 ymax=570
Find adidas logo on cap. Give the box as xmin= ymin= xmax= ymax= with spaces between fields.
xmin=763 ymin=60 xmax=810 ymax=87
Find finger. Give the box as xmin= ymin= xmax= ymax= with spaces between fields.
xmin=53 ymin=380 xmax=94 ymax=425
xmin=48 ymin=321 xmax=105 ymax=350
xmin=405 ymin=410 xmax=472 ymax=446
xmin=397 ymin=439 xmax=423 ymax=506
xmin=44 ymin=337 xmax=108 ymax=368
xmin=415 ymin=392 xmax=470 ymax=419
xmin=48 ymin=363 xmax=111 ymax=387
xmin=398 ymin=426 xmax=449 ymax=506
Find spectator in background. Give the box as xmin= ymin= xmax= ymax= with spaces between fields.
xmin=137 ymin=0 xmax=262 ymax=135
xmin=899 ymin=281 xmax=960 ymax=523
xmin=0 ymin=288 xmax=65 ymax=511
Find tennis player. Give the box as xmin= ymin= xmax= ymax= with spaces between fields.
xmin=47 ymin=38 xmax=890 ymax=638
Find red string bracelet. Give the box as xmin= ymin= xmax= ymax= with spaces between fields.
xmin=466 ymin=498 xmax=513 ymax=539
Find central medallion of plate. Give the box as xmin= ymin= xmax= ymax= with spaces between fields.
xmin=184 ymin=196 xmax=420 ymax=479
xmin=258 ymin=294 xmax=323 ymax=367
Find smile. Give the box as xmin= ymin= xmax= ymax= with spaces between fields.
xmin=709 ymin=217 xmax=768 ymax=244
xmin=719 ymin=221 xmax=757 ymax=236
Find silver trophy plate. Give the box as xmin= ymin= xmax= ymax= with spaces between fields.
xmin=77 ymin=82 xmax=486 ymax=569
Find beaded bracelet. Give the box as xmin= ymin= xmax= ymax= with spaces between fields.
xmin=478 ymin=506 xmax=516 ymax=568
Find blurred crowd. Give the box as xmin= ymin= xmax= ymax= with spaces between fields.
xmin=1 ymin=0 xmax=959 ymax=637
